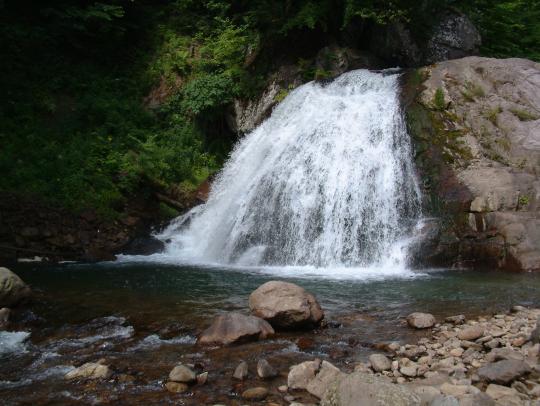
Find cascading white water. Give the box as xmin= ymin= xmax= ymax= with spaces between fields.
xmin=152 ymin=70 xmax=422 ymax=271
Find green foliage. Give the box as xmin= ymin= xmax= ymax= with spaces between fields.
xmin=518 ymin=195 xmax=530 ymax=206
xmin=510 ymin=108 xmax=539 ymax=121
xmin=181 ymin=73 xmax=236 ymax=116
xmin=485 ymin=106 xmax=502 ymax=126
xmin=433 ymin=88 xmax=446 ymax=111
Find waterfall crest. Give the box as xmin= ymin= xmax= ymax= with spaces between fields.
xmin=155 ymin=70 xmax=421 ymax=269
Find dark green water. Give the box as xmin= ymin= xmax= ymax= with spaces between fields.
xmin=14 ymin=263 xmax=540 ymax=326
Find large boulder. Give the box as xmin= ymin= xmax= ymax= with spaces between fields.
xmin=477 ymin=360 xmax=531 ymax=384
xmin=425 ymin=12 xmax=481 ymax=64
xmin=249 ymin=281 xmax=324 ymax=329
xmin=0 ymin=267 xmax=31 ymax=307
xmin=197 ymin=312 xmax=274 ymax=345
xmin=405 ymin=57 xmax=540 ymax=271
xmin=321 ymin=372 xmax=421 ymax=406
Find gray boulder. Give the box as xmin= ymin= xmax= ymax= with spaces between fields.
xmin=321 ymin=372 xmax=421 ymax=406
xmin=477 ymin=359 xmax=531 ymax=384
xmin=0 ymin=267 xmax=31 ymax=307
xmin=233 ymin=360 xmax=248 ymax=380
xmin=369 ymin=354 xmax=392 ymax=372
xmin=168 ymin=364 xmax=196 ymax=383
xmin=407 ymin=312 xmax=436 ymax=329
xmin=249 ymin=281 xmax=324 ymax=329
xmin=197 ymin=312 xmax=274 ymax=345
xmin=426 ymin=12 xmax=481 ymax=64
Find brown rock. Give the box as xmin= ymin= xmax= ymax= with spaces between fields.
xmin=165 ymin=382 xmax=189 ymax=393
xmin=478 ymin=360 xmax=531 ymax=384
xmin=407 ymin=312 xmax=436 ymax=329
xmin=197 ymin=312 xmax=274 ymax=345
xmin=0 ymin=307 xmax=10 ymax=330
xmin=249 ymin=281 xmax=324 ymax=329
xmin=168 ymin=364 xmax=196 ymax=383
xmin=242 ymin=387 xmax=268 ymax=401
xmin=233 ymin=361 xmax=248 ymax=380
xmin=457 ymin=326 xmax=484 ymax=341
xmin=257 ymin=358 xmax=277 ymax=379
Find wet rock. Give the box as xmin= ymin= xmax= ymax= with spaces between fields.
xmin=425 ymin=11 xmax=481 ymax=64
xmin=242 ymin=387 xmax=269 ymax=401
xmin=257 ymin=358 xmax=277 ymax=379
xmin=477 ymin=359 xmax=531 ymax=384
xmin=165 ymin=382 xmax=189 ymax=393
xmin=0 ymin=267 xmax=31 ymax=307
xmin=307 ymin=360 xmax=345 ymax=399
xmin=369 ymin=354 xmax=392 ymax=372
xmin=288 ymin=359 xmax=321 ymax=389
xmin=168 ymin=364 xmax=196 ymax=383
xmin=65 ymin=362 xmax=112 ymax=380
xmin=233 ymin=361 xmax=248 ymax=380
xmin=249 ymin=281 xmax=324 ymax=329
xmin=445 ymin=315 xmax=466 ymax=325
xmin=0 ymin=307 xmax=10 ymax=329
xmin=457 ymin=326 xmax=484 ymax=341
xmin=407 ymin=313 xmax=436 ymax=329
xmin=197 ymin=312 xmax=274 ymax=345
xmin=196 ymin=372 xmax=208 ymax=385
xmin=321 ymin=372 xmax=421 ymax=406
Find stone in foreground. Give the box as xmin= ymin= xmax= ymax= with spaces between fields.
xmin=457 ymin=325 xmax=484 ymax=341
xmin=165 ymin=382 xmax=189 ymax=393
xmin=242 ymin=387 xmax=268 ymax=401
xmin=168 ymin=364 xmax=196 ymax=383
xmin=197 ymin=312 xmax=274 ymax=345
xmin=65 ymin=362 xmax=112 ymax=380
xmin=0 ymin=267 xmax=31 ymax=307
xmin=288 ymin=359 xmax=321 ymax=389
xmin=249 ymin=281 xmax=324 ymax=329
xmin=321 ymin=372 xmax=421 ymax=406
xmin=369 ymin=354 xmax=392 ymax=372
xmin=477 ymin=359 xmax=531 ymax=384
xmin=233 ymin=361 xmax=248 ymax=380
xmin=257 ymin=358 xmax=277 ymax=379
xmin=407 ymin=312 xmax=436 ymax=329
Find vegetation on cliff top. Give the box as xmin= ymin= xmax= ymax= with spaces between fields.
xmin=1 ymin=0 xmax=539 ymax=217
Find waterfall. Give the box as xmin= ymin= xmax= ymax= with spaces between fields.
xmin=150 ymin=70 xmax=422 ymax=270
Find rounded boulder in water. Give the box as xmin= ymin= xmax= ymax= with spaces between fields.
xmin=197 ymin=312 xmax=274 ymax=345
xmin=406 ymin=312 xmax=436 ymax=329
xmin=249 ymin=281 xmax=324 ymax=330
xmin=0 ymin=267 xmax=31 ymax=307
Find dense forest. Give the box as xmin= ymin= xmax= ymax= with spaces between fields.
xmin=1 ymin=0 xmax=539 ymax=218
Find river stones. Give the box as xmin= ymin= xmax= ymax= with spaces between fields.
xmin=242 ymin=387 xmax=269 ymax=401
xmin=407 ymin=312 xmax=436 ymax=329
xmin=197 ymin=312 xmax=274 ymax=345
xmin=307 ymin=360 xmax=345 ymax=399
xmin=233 ymin=361 xmax=248 ymax=380
xmin=165 ymin=382 xmax=189 ymax=393
xmin=169 ymin=364 xmax=196 ymax=383
xmin=65 ymin=361 xmax=112 ymax=380
xmin=321 ymin=372 xmax=421 ymax=406
xmin=477 ymin=359 xmax=531 ymax=384
xmin=369 ymin=354 xmax=392 ymax=372
xmin=249 ymin=281 xmax=324 ymax=329
xmin=458 ymin=325 xmax=484 ymax=341
xmin=288 ymin=359 xmax=321 ymax=389
xmin=0 ymin=267 xmax=31 ymax=307
xmin=257 ymin=358 xmax=277 ymax=379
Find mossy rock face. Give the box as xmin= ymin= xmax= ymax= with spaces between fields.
xmin=402 ymin=57 xmax=540 ymax=272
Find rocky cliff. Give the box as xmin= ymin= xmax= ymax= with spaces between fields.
xmin=405 ymin=57 xmax=540 ymax=271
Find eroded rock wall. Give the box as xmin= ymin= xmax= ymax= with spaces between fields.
xmin=405 ymin=57 xmax=540 ymax=271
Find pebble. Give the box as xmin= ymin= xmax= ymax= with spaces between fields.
xmin=257 ymin=358 xmax=277 ymax=379
xmin=241 ymin=387 xmax=268 ymax=400
xmin=233 ymin=361 xmax=248 ymax=380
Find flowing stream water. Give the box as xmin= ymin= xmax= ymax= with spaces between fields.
xmin=135 ymin=70 xmax=422 ymax=274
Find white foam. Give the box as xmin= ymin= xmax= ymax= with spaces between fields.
xmin=0 ymin=331 xmax=30 ymax=356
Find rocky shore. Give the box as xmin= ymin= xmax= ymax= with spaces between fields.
xmin=2 ymin=268 xmax=539 ymax=405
